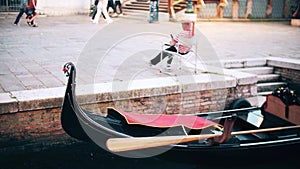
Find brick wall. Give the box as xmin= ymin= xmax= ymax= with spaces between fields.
xmin=81 ymin=85 xmax=254 ymax=116
xmin=267 ymin=57 xmax=300 ymax=85
xmin=0 ymin=84 xmax=254 ymax=150
xmin=274 ymin=67 xmax=300 ymax=84
xmin=0 ymin=108 xmax=67 ymax=148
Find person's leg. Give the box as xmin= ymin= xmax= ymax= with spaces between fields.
xmin=93 ymin=3 xmax=103 ymax=23
xmin=107 ymin=1 xmax=111 ymax=11
xmin=112 ymin=2 xmax=117 ymax=13
xmin=26 ymin=15 xmax=32 ymax=26
xmin=119 ymin=1 xmax=123 ymax=14
xmin=14 ymin=8 xmax=25 ymax=25
xmin=150 ymin=51 xmax=169 ymax=65
xmin=28 ymin=11 xmax=38 ymax=27
xmin=29 ymin=9 xmax=37 ymax=22
xmin=111 ymin=1 xmax=118 ymax=17
xmin=102 ymin=12 xmax=106 ymax=19
xmin=165 ymin=46 xmax=177 ymax=65
xmin=116 ymin=1 xmax=123 ymax=14
xmin=102 ymin=0 xmax=113 ymax=23
xmin=150 ymin=46 xmax=177 ymax=65
xmin=30 ymin=12 xmax=37 ymax=22
xmin=115 ymin=1 xmax=119 ymax=13
xmin=92 ymin=8 xmax=97 ymax=20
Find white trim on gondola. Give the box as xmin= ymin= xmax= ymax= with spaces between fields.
xmin=240 ymin=137 xmax=300 ymax=147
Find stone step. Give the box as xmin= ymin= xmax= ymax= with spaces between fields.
xmin=257 ymin=91 xmax=273 ymax=96
xmin=123 ymin=0 xmax=184 ymax=14
xmin=257 ymin=82 xmax=287 ymax=93
xmin=124 ymin=4 xmax=168 ymax=11
xmin=130 ymin=1 xmax=169 ymax=6
xmin=123 ymin=8 xmax=149 ymax=14
xmin=127 ymin=3 xmax=169 ymax=8
xmin=123 ymin=5 xmax=168 ymax=13
xmin=231 ymin=66 xmax=274 ymax=75
xmin=121 ymin=9 xmax=149 ymax=20
xmin=122 ymin=9 xmax=169 ymax=21
xmin=134 ymin=0 xmax=169 ymax=3
xmin=257 ymin=74 xmax=281 ymax=83
xmin=221 ymin=58 xmax=267 ymax=69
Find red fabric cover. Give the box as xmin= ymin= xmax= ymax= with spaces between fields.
xmin=118 ymin=110 xmax=218 ymax=129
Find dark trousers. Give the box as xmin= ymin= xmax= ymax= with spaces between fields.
xmin=91 ymin=8 xmax=106 ymax=19
xmin=14 ymin=8 xmax=25 ymax=24
xmin=115 ymin=1 xmax=122 ymax=13
xmin=150 ymin=46 xmax=177 ymax=65
xmin=107 ymin=1 xmax=116 ymax=13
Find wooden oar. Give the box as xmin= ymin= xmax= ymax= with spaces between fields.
xmin=106 ymin=125 xmax=300 ymax=152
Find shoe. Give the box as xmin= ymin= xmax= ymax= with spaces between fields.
xmin=105 ymin=18 xmax=113 ymax=24
xmin=112 ymin=13 xmax=118 ymax=17
xmin=119 ymin=13 xmax=123 ymax=16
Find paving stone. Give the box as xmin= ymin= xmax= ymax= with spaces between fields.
xmin=0 ymin=14 xmax=299 ymax=97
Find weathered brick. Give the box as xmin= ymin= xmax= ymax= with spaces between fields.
xmin=274 ymin=67 xmax=300 ymax=84
xmin=0 ymin=83 xmax=256 ymax=148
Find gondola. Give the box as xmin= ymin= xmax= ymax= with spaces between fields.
xmin=61 ymin=62 xmax=300 ymax=163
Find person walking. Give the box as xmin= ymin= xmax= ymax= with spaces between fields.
xmin=91 ymin=0 xmax=99 ymax=21
xmin=107 ymin=0 xmax=118 ymax=17
xmin=26 ymin=0 xmax=38 ymax=27
xmin=114 ymin=0 xmax=123 ymax=16
xmin=93 ymin=0 xmax=113 ymax=24
xmin=91 ymin=0 xmax=108 ymax=22
xmin=149 ymin=0 xmax=159 ymax=23
xmin=13 ymin=0 xmax=27 ymax=25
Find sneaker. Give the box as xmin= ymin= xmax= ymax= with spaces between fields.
xmin=105 ymin=18 xmax=113 ymax=24
xmin=119 ymin=13 xmax=123 ymax=16
xmin=112 ymin=13 xmax=118 ymax=17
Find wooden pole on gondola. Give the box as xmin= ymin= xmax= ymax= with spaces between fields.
xmin=106 ymin=125 xmax=300 ymax=152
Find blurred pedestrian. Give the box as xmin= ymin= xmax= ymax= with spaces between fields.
xmin=292 ymin=0 xmax=300 ymax=18
xmin=90 ymin=0 xmax=99 ymax=20
xmin=107 ymin=0 xmax=118 ymax=17
xmin=13 ymin=0 xmax=27 ymax=25
xmin=149 ymin=0 xmax=159 ymax=23
xmin=91 ymin=0 xmax=108 ymax=22
xmin=115 ymin=0 xmax=123 ymax=16
xmin=26 ymin=0 xmax=38 ymax=27
xmin=93 ymin=0 xmax=113 ymax=24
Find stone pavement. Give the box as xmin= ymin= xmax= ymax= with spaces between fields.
xmin=0 ymin=14 xmax=300 ymax=96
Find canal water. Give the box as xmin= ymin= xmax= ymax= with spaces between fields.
xmin=1 ymin=141 xmax=298 ymax=169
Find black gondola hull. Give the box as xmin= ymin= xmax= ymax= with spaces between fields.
xmin=60 ymin=62 xmax=300 ymax=163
